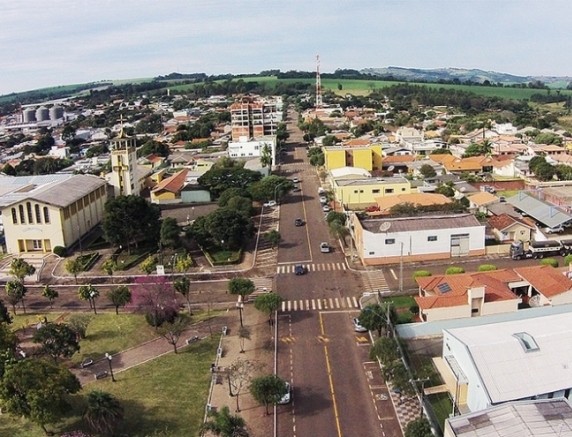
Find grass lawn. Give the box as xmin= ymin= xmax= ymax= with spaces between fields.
xmin=0 ymin=335 xmax=219 ymax=437
xmin=71 ymin=313 xmax=158 ymax=364
xmin=384 ymin=295 xmax=416 ymax=309
xmin=427 ymin=392 xmax=453 ymax=434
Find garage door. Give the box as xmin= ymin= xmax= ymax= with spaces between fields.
xmin=451 ymin=234 xmax=470 ymax=257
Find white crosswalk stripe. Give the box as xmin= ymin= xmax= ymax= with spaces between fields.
xmin=279 ymin=297 xmax=360 ymax=312
xmin=250 ymin=277 xmax=274 ymax=298
xmin=276 ymin=262 xmax=347 ymax=274
xmin=360 ymin=269 xmax=390 ymax=293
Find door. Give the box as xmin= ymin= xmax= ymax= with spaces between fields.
xmin=451 ymin=234 xmax=470 ymax=257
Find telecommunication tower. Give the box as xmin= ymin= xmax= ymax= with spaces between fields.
xmin=315 ymin=55 xmax=323 ymax=109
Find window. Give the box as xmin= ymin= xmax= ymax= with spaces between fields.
xmin=368 ymin=251 xmax=375 ymax=255
xmin=372 ymin=189 xmax=380 ymax=194
xmin=385 ymin=239 xmax=395 ymax=245
xmin=35 ymin=204 xmax=41 ymax=224
xmin=401 ymin=188 xmax=407 ymax=191
xmin=513 ymin=332 xmax=539 ymax=352
xmin=471 ymin=308 xmax=479 ymax=314
xmin=43 ymin=207 xmax=50 ymax=224
xmin=26 ymin=202 xmax=33 ymax=223
xmin=32 ymin=240 xmax=42 ymax=250
xmin=385 ymin=188 xmax=394 ymax=194
xmin=354 ymin=190 xmax=358 ymax=194
xmin=428 ymin=236 xmax=437 ymax=242
xmin=19 ymin=205 xmax=25 ymax=224
xmin=11 ymin=208 xmax=17 ymax=224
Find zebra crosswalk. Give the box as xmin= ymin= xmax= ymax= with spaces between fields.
xmin=359 ymin=270 xmax=390 ymax=294
xmin=276 ymin=262 xmax=347 ymax=274
xmin=280 ymin=296 xmax=360 ymax=312
xmin=250 ymin=277 xmax=274 ymax=296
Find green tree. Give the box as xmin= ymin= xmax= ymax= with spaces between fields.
xmin=218 ymin=187 xmax=251 ymax=207
xmin=174 ymin=277 xmax=193 ymax=315
xmin=205 ymin=208 xmax=253 ymax=250
xmin=535 ymin=161 xmax=556 ymax=181
xmin=358 ymin=303 xmax=389 ymax=337
xmin=33 ymin=323 xmax=80 ymax=363
xmin=445 ymin=266 xmax=465 ymax=275
xmin=2 ymin=163 xmax=17 ymax=176
xmin=5 ymin=280 xmax=27 ymax=315
xmin=0 ymin=300 xmax=12 ymax=325
xmin=160 ymin=217 xmax=181 ymax=249
xmin=226 ymin=196 xmax=254 ymax=217
xmin=254 ymin=293 xmax=283 ymax=326
xmin=248 ymin=175 xmax=292 ymax=202
xmin=260 ymin=143 xmax=273 ymax=168
xmin=0 ymin=358 xmax=81 ymax=435
xmin=250 ymin=374 xmax=288 ymax=415
xmin=308 ymin=147 xmax=325 ymax=166
xmin=419 ymin=164 xmax=437 ymax=178
xmin=227 ymin=357 xmax=260 ymax=413
xmin=101 ymin=258 xmax=117 ymax=283
xmin=228 ymin=278 xmax=255 ymax=301
xmin=67 ymin=314 xmax=92 ymax=340
xmin=370 ymin=336 xmax=400 ymax=365
xmin=404 ymin=417 xmax=433 ymax=437
xmin=84 ymin=390 xmax=124 ymax=436
xmin=157 ymin=316 xmax=189 ymax=353
xmin=201 ymin=405 xmax=248 ymax=437
xmin=140 ymin=255 xmax=157 ymax=275
xmin=42 ymin=285 xmax=59 ymax=309
xmin=174 ymin=253 xmax=193 ymax=273
xmin=9 ymin=258 xmax=36 ymax=283
xmin=65 ymin=258 xmax=83 ymax=284
xmin=107 ymin=285 xmax=132 ymax=315
xmin=198 ymin=167 xmax=262 ymax=198
xmin=264 ymin=230 xmax=281 ymax=249
xmin=102 ymin=195 xmax=161 ymax=254
xmin=78 ymin=284 xmax=100 ymax=314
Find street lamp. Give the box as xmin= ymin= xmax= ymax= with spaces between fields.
xmin=105 ymin=353 xmax=116 ymax=382
xmin=236 ymin=301 xmax=244 ymax=327
xmin=273 ymin=180 xmax=289 ymax=203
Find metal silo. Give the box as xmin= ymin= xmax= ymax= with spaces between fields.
xmin=23 ymin=108 xmax=37 ymax=123
xmin=36 ymin=106 xmax=49 ymax=121
xmin=49 ymin=106 xmax=64 ymax=120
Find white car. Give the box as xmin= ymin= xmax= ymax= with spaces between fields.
xmin=545 ymin=225 xmax=564 ymax=234
xmin=319 ymin=196 xmax=328 ymax=204
xmin=320 ymin=242 xmax=331 ymax=253
xmin=263 ymin=200 xmax=277 ymax=208
xmin=278 ymin=381 xmax=292 ymax=404
xmin=353 ymin=318 xmax=367 ymax=332
xmin=318 ymin=187 xmax=326 ymax=195
xmin=322 ymin=205 xmax=331 ymax=212
xmin=292 ymin=177 xmax=299 ymax=184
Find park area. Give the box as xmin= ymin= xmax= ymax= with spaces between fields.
xmin=0 ymin=311 xmax=220 ymax=436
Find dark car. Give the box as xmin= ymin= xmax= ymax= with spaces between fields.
xmin=294 ymin=218 xmax=304 ymax=226
xmin=294 ymin=264 xmax=306 ymax=275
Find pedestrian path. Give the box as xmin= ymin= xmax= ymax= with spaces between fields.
xmin=276 ymin=262 xmax=347 ymax=274
xmin=250 ymin=277 xmax=274 ymax=297
xmin=360 ymin=269 xmax=390 ymax=294
xmin=280 ymin=296 xmax=360 ymax=312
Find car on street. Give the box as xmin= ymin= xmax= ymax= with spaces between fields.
xmin=278 ymin=381 xmax=292 ymax=404
xmin=353 ymin=318 xmax=367 ymax=332
xmin=545 ymin=225 xmax=564 ymax=234
xmin=319 ymin=196 xmax=328 ymax=204
xmin=294 ymin=264 xmax=306 ymax=275
xmin=320 ymin=242 xmax=331 ymax=253
xmin=292 ymin=177 xmax=299 ymax=183
xmin=263 ymin=200 xmax=277 ymax=208
xmin=318 ymin=187 xmax=325 ymax=195
xmin=322 ymin=205 xmax=331 ymax=212
xmin=294 ymin=218 xmax=304 ymax=227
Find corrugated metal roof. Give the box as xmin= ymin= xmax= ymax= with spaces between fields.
xmin=445 ymin=313 xmax=572 ymax=404
xmin=361 ymin=213 xmax=481 ymax=233
xmin=507 ymin=192 xmax=572 ymax=228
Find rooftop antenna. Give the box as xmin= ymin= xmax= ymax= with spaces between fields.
xmin=315 ymin=54 xmax=323 ymax=111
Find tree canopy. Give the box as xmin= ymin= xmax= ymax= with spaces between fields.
xmin=198 ymin=167 xmax=262 ymax=198
xmin=33 ymin=322 xmax=80 ymax=362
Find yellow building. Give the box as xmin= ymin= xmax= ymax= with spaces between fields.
xmin=150 ymin=169 xmax=189 ymax=204
xmin=0 ymin=174 xmax=108 ymax=254
xmin=323 ymin=141 xmax=382 ymax=172
xmin=333 ymin=175 xmax=411 ymax=210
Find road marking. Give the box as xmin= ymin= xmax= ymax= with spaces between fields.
xmin=312 ymin=300 xmax=316 ymax=310
xmin=305 ymin=299 xmax=310 ymax=310
xmin=317 ymin=299 xmax=322 ymax=310
xmin=329 ymin=298 xmax=334 ymax=308
xmin=355 ymin=336 xmax=369 ymax=343
xmin=319 ymin=312 xmax=343 ymax=437
xmin=352 ymin=296 xmax=358 ymax=307
xmin=317 ymin=335 xmax=330 ymax=343
xmin=281 ymin=301 xmax=286 ymax=312
xmin=346 ymin=297 xmax=352 ymax=308
xmin=293 ymin=300 xmax=298 ymax=311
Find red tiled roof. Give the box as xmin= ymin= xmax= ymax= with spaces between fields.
xmin=488 ymin=214 xmax=533 ymax=232
xmin=514 ymin=265 xmax=572 ymax=298
xmin=151 ymin=169 xmax=188 ymax=194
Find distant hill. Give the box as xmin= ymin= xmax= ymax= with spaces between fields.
xmin=361 ymin=66 xmax=572 ymax=87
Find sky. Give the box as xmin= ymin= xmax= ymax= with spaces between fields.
xmin=1 ymin=0 xmax=572 ymax=96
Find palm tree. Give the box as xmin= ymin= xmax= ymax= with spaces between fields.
xmin=202 ymin=406 xmax=248 ymax=437
xmin=84 ymin=390 xmax=124 ymax=436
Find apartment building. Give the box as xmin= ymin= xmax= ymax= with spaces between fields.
xmin=229 ymin=96 xmax=283 ymax=141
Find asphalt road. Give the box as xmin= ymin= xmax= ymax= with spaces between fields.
xmin=274 ymin=113 xmax=402 ymax=437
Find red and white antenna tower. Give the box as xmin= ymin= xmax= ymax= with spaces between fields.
xmin=315 ymin=54 xmax=323 ymax=110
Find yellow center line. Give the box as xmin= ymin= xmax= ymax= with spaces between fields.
xmin=319 ymin=312 xmax=343 ymax=437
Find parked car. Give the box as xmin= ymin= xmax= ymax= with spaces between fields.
xmin=294 ymin=264 xmax=306 ymax=275
xmin=353 ymin=318 xmax=367 ymax=332
xmin=263 ymin=200 xmax=277 ymax=208
xmin=320 ymin=242 xmax=331 ymax=253
xmin=319 ymin=196 xmax=328 ymax=204
xmin=545 ymin=225 xmax=564 ymax=234
xmin=294 ymin=218 xmax=304 ymax=227
xmin=278 ymin=381 xmax=292 ymax=404
xmin=322 ymin=205 xmax=331 ymax=212
xmin=292 ymin=177 xmax=299 ymax=183
xmin=80 ymin=358 xmax=94 ymax=368
xmin=318 ymin=187 xmax=326 ymax=195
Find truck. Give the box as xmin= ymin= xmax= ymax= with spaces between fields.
xmin=510 ymin=240 xmax=572 ymax=260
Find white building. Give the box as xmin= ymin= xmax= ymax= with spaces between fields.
xmin=108 ymin=129 xmax=139 ymax=197
xmin=227 ymin=136 xmax=277 ymax=167
xmin=442 ymin=313 xmax=572 ymax=414
xmin=351 ymin=213 xmax=485 ymax=266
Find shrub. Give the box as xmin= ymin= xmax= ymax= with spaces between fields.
xmin=409 ymin=304 xmax=419 ymax=315
xmin=564 ymin=255 xmax=572 ymax=266
xmin=478 ymin=264 xmax=497 ymax=272
xmin=145 ymin=306 xmax=178 ymax=327
xmin=445 ymin=266 xmax=465 ymax=275
xmin=53 ymin=246 xmax=67 ymax=257
xmin=540 ymin=258 xmax=559 ymax=268
xmin=413 ymin=270 xmax=432 ymax=279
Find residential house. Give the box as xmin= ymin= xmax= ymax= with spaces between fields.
xmin=370 ymin=193 xmax=452 ymax=215
xmin=487 ymin=214 xmax=534 ymax=243
xmin=466 ymin=191 xmax=499 ymax=213
xmin=150 ymin=169 xmax=189 ymax=204
xmin=440 ymin=313 xmax=572 ymax=413
xmin=0 ymin=174 xmax=108 ymax=254
xmin=350 ymin=213 xmax=485 ymax=266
